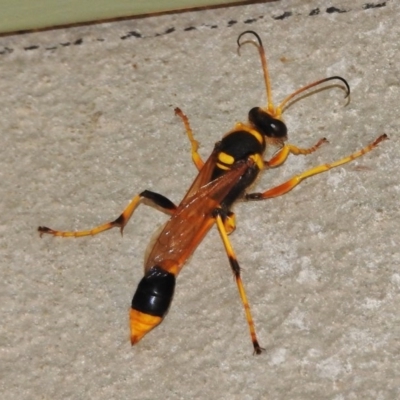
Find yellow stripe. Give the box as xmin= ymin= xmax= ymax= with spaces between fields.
xmin=245 ymin=127 xmax=264 ymax=146
xmin=130 ymin=309 xmax=162 ymax=345
xmin=223 ymin=126 xmax=264 ymax=146
xmin=218 ymin=151 xmax=234 ymax=165
xmin=216 ymin=162 xmax=230 ymax=170
xmin=249 ymin=153 xmax=264 ymax=170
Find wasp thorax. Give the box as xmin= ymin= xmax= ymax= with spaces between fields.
xmin=248 ymin=107 xmax=287 ymax=139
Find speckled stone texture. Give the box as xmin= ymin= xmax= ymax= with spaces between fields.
xmin=1 ymin=1 xmax=399 ymax=399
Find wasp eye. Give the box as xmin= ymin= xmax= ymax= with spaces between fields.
xmin=248 ymin=107 xmax=287 ymax=139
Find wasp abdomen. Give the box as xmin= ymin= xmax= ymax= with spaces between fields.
xmin=132 ymin=265 xmax=175 ymax=316
xmin=130 ymin=265 xmax=176 ymax=344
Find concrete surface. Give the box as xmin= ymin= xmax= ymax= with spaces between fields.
xmin=1 ymin=0 xmax=399 ymax=399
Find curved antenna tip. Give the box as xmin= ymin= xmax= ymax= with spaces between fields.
xmin=327 ymin=75 xmax=351 ymax=98
xmin=237 ymin=30 xmax=262 ymax=49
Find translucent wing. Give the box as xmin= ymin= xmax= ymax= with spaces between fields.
xmin=144 ymin=160 xmax=249 ymax=275
xmin=184 ymin=147 xmax=219 ymax=199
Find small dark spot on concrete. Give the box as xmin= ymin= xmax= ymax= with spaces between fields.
xmin=244 ymin=18 xmax=257 ymax=24
xmin=45 ymin=46 xmax=58 ymax=51
xmin=227 ymin=20 xmax=237 ymax=26
xmin=326 ymin=6 xmax=346 ymax=14
xmin=165 ymin=27 xmax=175 ymax=34
xmin=60 ymin=42 xmax=71 ymax=47
xmin=97 ymin=38 xmax=105 ymax=42
xmin=184 ymin=26 xmax=196 ymax=31
xmin=24 ymin=45 xmax=39 ymax=51
xmin=309 ymin=8 xmax=320 ymax=16
xmin=121 ymin=31 xmax=141 ymax=40
xmin=0 ymin=47 xmax=13 ymax=54
xmin=363 ymin=2 xmax=386 ymax=9
xmin=274 ymin=11 xmax=292 ymax=20
xmin=74 ymin=38 xmax=83 ymax=45
xmin=210 ymin=25 xmax=218 ymax=29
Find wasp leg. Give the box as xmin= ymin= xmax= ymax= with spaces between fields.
xmin=266 ymin=138 xmax=328 ymax=168
xmin=247 ymin=134 xmax=387 ymax=200
xmin=224 ymin=211 xmax=236 ymax=235
xmin=214 ymin=210 xmax=264 ymax=355
xmin=175 ymin=107 xmax=205 ymax=171
xmin=38 ymin=190 xmax=177 ymax=238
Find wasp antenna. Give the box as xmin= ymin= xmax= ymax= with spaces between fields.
xmin=323 ymin=76 xmax=350 ymax=98
xmin=237 ymin=31 xmax=275 ymax=116
xmin=237 ymin=30 xmax=262 ymax=48
xmin=278 ymin=75 xmax=351 ymax=112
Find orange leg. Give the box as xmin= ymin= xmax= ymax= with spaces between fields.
xmin=266 ymin=138 xmax=328 ymax=168
xmin=215 ymin=211 xmax=264 ymax=355
xmin=175 ymin=107 xmax=204 ymax=171
xmin=248 ymin=134 xmax=387 ymax=200
xmin=38 ymin=190 xmax=177 ymax=238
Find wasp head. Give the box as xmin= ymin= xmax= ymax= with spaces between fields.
xmin=248 ymin=107 xmax=287 ymax=142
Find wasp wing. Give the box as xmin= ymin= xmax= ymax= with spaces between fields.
xmin=183 ymin=146 xmax=220 ymax=200
xmin=144 ymin=160 xmax=250 ymax=275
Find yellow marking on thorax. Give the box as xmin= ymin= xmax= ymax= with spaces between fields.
xmin=218 ymin=151 xmax=235 ymax=165
xmin=246 ymin=127 xmax=264 ymax=146
xmin=216 ymin=162 xmax=231 ymax=170
xmin=224 ymin=124 xmax=265 ymax=146
xmin=249 ymin=153 xmax=264 ymax=170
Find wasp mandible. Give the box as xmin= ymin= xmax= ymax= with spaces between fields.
xmin=39 ymin=31 xmax=387 ymax=354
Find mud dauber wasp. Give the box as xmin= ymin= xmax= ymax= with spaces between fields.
xmin=39 ymin=31 xmax=387 ymax=354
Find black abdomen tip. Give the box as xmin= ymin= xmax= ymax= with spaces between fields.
xmin=131 ymin=265 xmax=176 ymax=317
